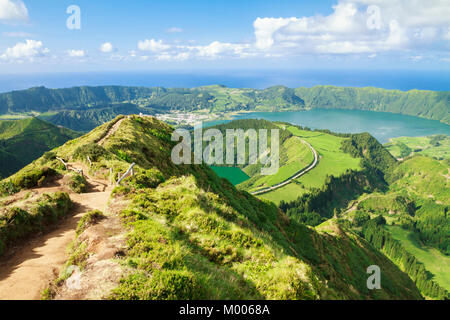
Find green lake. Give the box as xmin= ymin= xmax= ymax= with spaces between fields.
xmin=210 ymin=166 xmax=250 ymax=185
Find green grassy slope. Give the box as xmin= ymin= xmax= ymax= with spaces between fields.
xmin=2 ymin=116 xmax=422 ymax=300
xmin=238 ymin=136 xmax=314 ymax=192
xmin=258 ymin=126 xmax=362 ymax=204
xmin=0 ymin=85 xmax=305 ymax=116
xmin=342 ymin=155 xmax=449 ymax=295
xmin=205 ymin=119 xmax=314 ymax=193
xmin=39 ymin=103 xmax=153 ymax=132
xmin=0 ymin=118 xmax=81 ymax=178
xmin=385 ymin=226 xmax=450 ymax=291
xmin=385 ymin=135 xmax=450 ymax=160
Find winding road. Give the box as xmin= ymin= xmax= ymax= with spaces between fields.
xmin=251 ymin=139 xmax=319 ymax=196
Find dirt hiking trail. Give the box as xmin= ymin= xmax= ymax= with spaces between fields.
xmin=0 ymin=172 xmax=112 ymax=300
xmin=0 ymin=119 xmax=125 ymax=300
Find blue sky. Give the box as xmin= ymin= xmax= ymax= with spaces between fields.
xmin=0 ymin=0 xmax=449 ymax=73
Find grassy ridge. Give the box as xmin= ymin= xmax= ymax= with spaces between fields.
xmin=238 ymin=136 xmax=314 ymax=192
xmin=0 ymin=118 xmax=81 ymax=178
xmin=39 ymin=103 xmax=151 ymax=132
xmin=204 ymin=119 xmax=314 ymax=192
xmin=385 ymin=135 xmax=450 ymax=160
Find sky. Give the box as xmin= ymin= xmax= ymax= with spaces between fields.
xmin=0 ymin=0 xmax=450 ymax=73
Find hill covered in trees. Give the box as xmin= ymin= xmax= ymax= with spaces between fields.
xmin=0 ymin=118 xmax=80 ymax=178
xmin=385 ymin=135 xmax=450 ymax=160
xmin=295 ymin=86 xmax=450 ymax=125
xmin=0 ymin=85 xmax=448 ymax=132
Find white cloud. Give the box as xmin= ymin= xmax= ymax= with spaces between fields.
xmin=100 ymin=42 xmax=114 ymax=53
xmin=156 ymin=52 xmax=190 ymax=61
xmin=67 ymin=49 xmax=86 ymax=58
xmin=0 ymin=39 xmax=49 ymax=61
xmin=410 ymin=55 xmax=423 ymax=62
xmin=2 ymin=31 xmax=31 ymax=37
xmin=0 ymin=0 xmax=28 ymax=22
xmin=194 ymin=41 xmax=251 ymax=59
xmin=138 ymin=39 xmax=170 ymax=52
xmin=166 ymin=27 xmax=183 ymax=33
xmin=444 ymin=27 xmax=450 ymax=41
xmin=252 ymin=0 xmax=450 ymax=55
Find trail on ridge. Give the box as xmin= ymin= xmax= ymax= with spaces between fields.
xmin=0 ymin=119 xmax=123 ymax=300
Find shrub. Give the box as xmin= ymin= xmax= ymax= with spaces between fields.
xmin=0 ymin=180 xmax=18 ymax=196
xmin=69 ymin=173 xmax=88 ymax=194
xmin=76 ymin=210 xmax=105 ymax=236
xmin=0 ymin=192 xmax=72 ymax=256
xmin=73 ymin=143 xmax=110 ymax=162
xmin=116 ymin=150 xmax=132 ymax=163
xmin=110 ymin=270 xmax=203 ymax=300
xmin=128 ymin=168 xmax=165 ymax=189
xmin=42 ymin=151 xmax=56 ymax=161
xmin=11 ymin=167 xmax=56 ymax=190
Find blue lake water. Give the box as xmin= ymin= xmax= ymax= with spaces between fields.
xmin=205 ymin=109 xmax=450 ymax=144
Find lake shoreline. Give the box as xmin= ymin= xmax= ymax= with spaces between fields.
xmin=205 ymin=109 xmax=450 ymax=144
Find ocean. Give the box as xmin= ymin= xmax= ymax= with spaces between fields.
xmin=0 ymin=69 xmax=449 ymax=93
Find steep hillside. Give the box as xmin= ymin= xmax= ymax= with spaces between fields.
xmin=206 ymin=119 xmax=315 ymax=194
xmin=0 ymin=118 xmax=81 ymax=178
xmin=0 ymin=85 xmax=305 ymax=116
xmin=296 ymin=86 xmax=450 ymax=125
xmin=258 ymin=125 xmax=363 ymax=204
xmin=1 ymin=85 xmax=448 ymax=132
xmin=39 ymin=103 xmax=154 ymax=132
xmin=339 ymin=155 xmax=449 ymax=298
xmin=0 ymin=115 xmax=422 ymax=300
xmin=385 ymin=135 xmax=450 ymax=160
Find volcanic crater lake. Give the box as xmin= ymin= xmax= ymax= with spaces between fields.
xmin=207 ymin=109 xmax=450 ymax=144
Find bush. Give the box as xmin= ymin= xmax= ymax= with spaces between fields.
xmin=76 ymin=210 xmax=105 ymax=236
xmin=42 ymin=151 xmax=57 ymax=161
xmin=10 ymin=167 xmax=56 ymax=190
xmin=73 ymin=143 xmax=110 ymax=162
xmin=116 ymin=150 xmax=132 ymax=163
xmin=0 ymin=180 xmax=18 ymax=196
xmin=110 ymin=270 xmax=203 ymax=300
xmin=69 ymin=173 xmax=88 ymax=194
xmin=128 ymin=168 xmax=165 ymax=189
xmin=0 ymin=192 xmax=72 ymax=256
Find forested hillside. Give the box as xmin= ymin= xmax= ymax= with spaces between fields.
xmin=39 ymin=103 xmax=153 ymax=131
xmin=296 ymin=86 xmax=450 ymax=124
xmin=0 ymin=85 xmax=448 ymax=132
xmin=0 ymin=118 xmax=80 ymax=178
